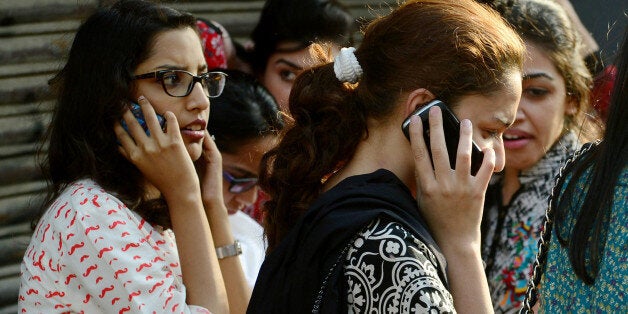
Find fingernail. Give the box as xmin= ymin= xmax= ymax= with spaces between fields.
xmin=461 ymin=119 xmax=471 ymax=128
xmin=430 ymin=106 xmax=440 ymax=116
xmin=138 ymin=95 xmax=146 ymax=102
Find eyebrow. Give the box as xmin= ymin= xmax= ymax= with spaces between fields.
xmin=522 ymin=72 xmax=554 ymax=81
xmin=226 ymin=165 xmax=257 ymax=178
xmin=274 ymin=58 xmax=303 ymax=70
xmin=154 ymin=64 xmax=208 ymax=72
xmin=154 ymin=64 xmax=185 ymax=71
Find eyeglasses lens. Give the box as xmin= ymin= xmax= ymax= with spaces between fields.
xmin=161 ymin=71 xmax=226 ymax=98
xmin=223 ymin=171 xmax=258 ymax=194
xmin=230 ymin=180 xmax=258 ymax=194
xmin=161 ymin=71 xmax=190 ymax=97
xmin=205 ymin=72 xmax=227 ymax=98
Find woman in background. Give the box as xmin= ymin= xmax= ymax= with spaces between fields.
xmin=481 ymin=0 xmax=603 ymax=312
xmin=247 ymin=0 xmax=354 ymax=110
xmin=207 ymin=70 xmax=284 ymax=288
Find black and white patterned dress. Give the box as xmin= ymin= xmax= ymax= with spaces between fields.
xmin=344 ymin=217 xmax=456 ymax=313
xmin=248 ymin=169 xmax=452 ymax=314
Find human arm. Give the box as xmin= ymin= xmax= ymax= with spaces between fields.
xmin=408 ymin=108 xmax=493 ymax=313
xmin=115 ymin=97 xmax=228 ymax=313
xmin=196 ymin=129 xmax=252 ymax=314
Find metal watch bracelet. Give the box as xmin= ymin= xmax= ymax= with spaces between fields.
xmin=215 ymin=240 xmax=242 ymax=259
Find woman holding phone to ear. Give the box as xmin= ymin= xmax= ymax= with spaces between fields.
xmin=247 ymin=0 xmax=525 ymax=312
xmin=18 ymin=1 xmax=249 ymax=313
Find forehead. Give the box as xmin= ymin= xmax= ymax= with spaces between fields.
xmin=267 ymin=47 xmax=315 ymax=70
xmin=454 ymin=71 xmax=522 ymax=125
xmin=523 ymin=42 xmax=564 ymax=82
xmin=137 ymin=27 xmax=206 ymax=72
xmin=222 ymin=136 xmax=278 ymax=174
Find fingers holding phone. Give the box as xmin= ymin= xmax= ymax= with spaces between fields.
xmin=405 ymin=100 xmax=492 ymax=247
xmin=115 ymin=96 xmax=199 ymax=201
xmin=402 ymin=100 xmax=484 ymax=175
xmin=427 ymin=105 xmax=452 ymax=175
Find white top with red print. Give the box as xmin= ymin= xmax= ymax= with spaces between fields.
xmin=18 ymin=179 xmax=210 ymax=314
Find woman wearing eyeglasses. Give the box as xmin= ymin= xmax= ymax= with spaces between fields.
xmin=207 ymin=70 xmax=285 ymax=289
xmin=18 ymin=1 xmax=249 ymax=313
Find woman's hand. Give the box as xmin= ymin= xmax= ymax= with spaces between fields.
xmin=196 ymin=133 xmax=252 ymax=314
xmin=409 ymin=106 xmax=494 ymax=313
xmin=195 ymin=130 xmax=226 ymax=207
xmin=409 ymin=106 xmax=494 ymax=248
xmin=114 ymin=96 xmax=200 ymax=202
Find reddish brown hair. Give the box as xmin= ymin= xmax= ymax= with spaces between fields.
xmin=260 ymin=0 xmax=525 ymax=251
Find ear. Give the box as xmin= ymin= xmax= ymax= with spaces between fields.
xmin=403 ymin=88 xmax=436 ymax=117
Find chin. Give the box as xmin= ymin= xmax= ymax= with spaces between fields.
xmin=186 ymin=145 xmax=203 ymax=162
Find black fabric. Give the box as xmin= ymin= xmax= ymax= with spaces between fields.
xmin=247 ymin=169 xmax=448 ymax=314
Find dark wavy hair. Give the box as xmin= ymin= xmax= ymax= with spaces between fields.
xmin=38 ymin=0 xmax=198 ymax=228
xmin=494 ymin=0 xmax=602 ymax=141
xmin=259 ymin=0 xmax=525 ymax=251
xmin=249 ymin=0 xmax=355 ymax=75
xmin=553 ymin=28 xmax=628 ymax=284
xmin=207 ymin=70 xmax=285 ymax=153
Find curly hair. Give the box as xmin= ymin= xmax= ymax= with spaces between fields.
xmin=260 ymin=0 xmax=525 ymax=251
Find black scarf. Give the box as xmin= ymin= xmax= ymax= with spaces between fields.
xmin=247 ymin=169 xmax=448 ymax=313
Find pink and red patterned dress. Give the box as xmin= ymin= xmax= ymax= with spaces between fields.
xmin=18 ymin=179 xmax=210 ymax=314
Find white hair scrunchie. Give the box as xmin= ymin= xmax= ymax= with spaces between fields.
xmin=333 ymin=47 xmax=363 ymax=84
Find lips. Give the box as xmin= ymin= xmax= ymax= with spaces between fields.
xmin=503 ymin=129 xmax=532 ymax=150
xmin=180 ymin=119 xmax=207 ymax=141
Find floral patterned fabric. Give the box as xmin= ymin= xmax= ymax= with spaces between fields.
xmin=539 ymin=164 xmax=627 ymax=312
xmin=248 ymin=169 xmax=448 ymax=313
xmin=345 ymin=218 xmax=455 ymax=313
xmin=18 ymin=179 xmax=210 ymax=314
xmin=196 ymin=19 xmax=227 ymax=70
xmin=481 ymin=132 xmax=579 ymax=313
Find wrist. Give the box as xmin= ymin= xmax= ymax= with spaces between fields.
xmin=163 ymin=191 xmax=203 ymax=209
xmin=215 ymin=240 xmax=242 ymax=259
xmin=440 ymin=240 xmax=482 ymax=262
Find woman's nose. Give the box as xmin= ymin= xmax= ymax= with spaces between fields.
xmin=186 ymin=82 xmax=210 ymax=111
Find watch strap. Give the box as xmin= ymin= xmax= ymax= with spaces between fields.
xmin=215 ymin=240 xmax=242 ymax=259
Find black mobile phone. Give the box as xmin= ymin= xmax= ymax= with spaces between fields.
xmin=401 ymin=99 xmax=484 ymax=175
xmin=121 ymin=102 xmax=166 ymax=136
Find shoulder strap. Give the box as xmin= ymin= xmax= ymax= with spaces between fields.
xmin=519 ymin=141 xmax=599 ymax=313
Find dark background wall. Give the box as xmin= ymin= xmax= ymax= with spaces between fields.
xmin=0 ymin=0 xmax=625 ymax=313
xmin=572 ymin=0 xmax=627 ymax=66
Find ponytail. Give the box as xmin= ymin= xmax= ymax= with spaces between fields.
xmin=260 ymin=49 xmax=367 ymax=252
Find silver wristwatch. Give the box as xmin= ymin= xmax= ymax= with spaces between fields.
xmin=215 ymin=240 xmax=242 ymax=259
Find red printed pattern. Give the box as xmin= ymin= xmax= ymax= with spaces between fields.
xmin=18 ymin=179 xmax=211 ymax=314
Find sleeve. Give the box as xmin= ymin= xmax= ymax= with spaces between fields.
xmin=343 ymin=218 xmax=456 ymax=313
xmin=21 ymin=183 xmax=211 ymax=313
